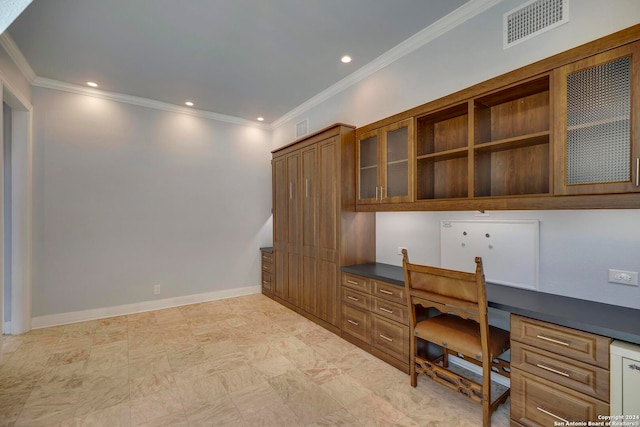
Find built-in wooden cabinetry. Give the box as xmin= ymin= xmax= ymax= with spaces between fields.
xmin=260 ymin=248 xmax=273 ymax=295
xmin=356 ymin=26 xmax=640 ymax=211
xmin=357 ymin=118 xmax=414 ymax=205
xmin=554 ymin=41 xmax=640 ymax=196
xmin=271 ymin=124 xmax=375 ymax=332
xmin=510 ymin=315 xmax=611 ymax=426
xmin=341 ymin=272 xmax=409 ymax=373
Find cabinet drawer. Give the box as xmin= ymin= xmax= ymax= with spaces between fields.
xmin=511 ymin=369 xmax=609 ymax=426
xmin=511 ymin=341 xmax=609 ymax=402
xmin=341 ymin=304 xmax=370 ymax=344
xmin=371 ymin=315 xmax=409 ymax=362
xmin=342 ymin=273 xmax=370 ymax=293
xmin=262 ymin=260 xmax=273 ymax=274
xmin=261 ymin=252 xmax=273 ymax=263
xmin=511 ymin=315 xmax=610 ymax=369
xmin=372 ymin=298 xmax=408 ymax=326
xmin=372 ymin=280 xmax=405 ymax=305
xmin=342 ymin=287 xmax=371 ymax=310
xmin=262 ymin=271 xmax=273 ymax=292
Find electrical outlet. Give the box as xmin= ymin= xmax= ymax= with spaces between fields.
xmin=397 ymin=246 xmax=407 ymax=255
xmin=608 ymin=269 xmax=639 ymax=286
xmin=153 ymin=284 xmax=161 ymax=295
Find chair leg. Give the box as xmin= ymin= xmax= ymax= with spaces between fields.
xmin=410 ymin=336 xmax=417 ymax=387
xmin=442 ymin=348 xmax=449 ymax=368
xmin=482 ymin=399 xmax=490 ymax=427
xmin=482 ymin=361 xmax=491 ymax=427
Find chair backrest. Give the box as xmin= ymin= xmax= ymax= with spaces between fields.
xmin=402 ymin=249 xmax=488 ymax=323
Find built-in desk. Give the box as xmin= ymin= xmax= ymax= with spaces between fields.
xmin=341 ymin=262 xmax=640 ymax=345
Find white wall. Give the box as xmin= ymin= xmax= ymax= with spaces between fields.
xmin=271 ymin=0 xmax=640 ymax=309
xmin=32 ymin=87 xmax=273 ymax=317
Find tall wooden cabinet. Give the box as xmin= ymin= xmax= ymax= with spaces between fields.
xmin=271 ymin=124 xmax=375 ymax=332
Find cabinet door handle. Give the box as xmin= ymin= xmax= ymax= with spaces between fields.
xmin=262 ymin=281 xmax=269 ymax=285
xmin=305 ymin=179 xmax=309 ymax=197
xmin=347 ymin=319 xmax=359 ymax=326
xmin=536 ymin=334 xmax=570 ymax=346
xmin=379 ymin=307 xmax=394 ymax=314
xmin=636 ymin=158 xmax=639 ymax=187
xmin=379 ymin=289 xmax=394 ymax=295
xmin=289 ymin=182 xmax=293 ymax=199
xmin=346 ymin=280 xmax=359 ymax=286
xmin=536 ymin=363 xmax=570 ymax=377
xmin=375 ymin=186 xmax=379 ymax=201
xmin=380 ymin=186 xmax=385 ymax=200
xmin=379 ymin=334 xmax=393 ymax=342
xmin=347 ymin=296 xmax=359 ymax=302
xmin=536 ymin=407 xmax=568 ymax=424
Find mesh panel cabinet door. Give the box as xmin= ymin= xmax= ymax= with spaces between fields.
xmin=554 ymin=41 xmax=640 ymax=195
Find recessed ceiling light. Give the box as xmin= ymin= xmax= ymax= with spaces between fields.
xmin=86 ymin=81 xmax=98 ymax=87
xmin=185 ymin=101 xmax=194 ymax=107
xmin=257 ymin=117 xmax=264 ymax=122
xmin=341 ymin=55 xmax=352 ymax=64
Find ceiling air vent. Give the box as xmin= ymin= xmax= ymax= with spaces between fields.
xmin=504 ymin=0 xmax=568 ymax=49
xmin=296 ymin=119 xmax=309 ymax=139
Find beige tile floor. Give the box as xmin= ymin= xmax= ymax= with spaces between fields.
xmin=0 ymin=294 xmax=510 ymax=426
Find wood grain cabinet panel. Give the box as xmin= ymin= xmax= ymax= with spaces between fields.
xmin=342 ymin=273 xmax=370 ymax=293
xmin=340 ymin=272 xmax=410 ymax=372
xmin=372 ymin=280 xmax=406 ymax=305
xmin=354 ymin=26 xmax=640 ymax=211
xmin=341 ymin=287 xmax=371 ymax=311
xmin=510 ymin=314 xmax=611 ymax=425
xmin=270 ymin=124 xmax=375 ymax=334
xmin=371 ymin=315 xmax=409 ymax=361
xmin=342 ymin=304 xmax=370 ymax=344
xmin=261 ymin=250 xmax=273 ymax=294
xmin=511 ymin=315 xmax=610 ymax=369
xmin=356 ymin=118 xmax=414 ymax=205
xmin=371 ymin=298 xmax=408 ymax=326
xmin=511 ymin=341 xmax=610 ymax=402
xmin=511 ymin=369 xmax=609 ymax=426
xmin=553 ymin=41 xmax=640 ymax=196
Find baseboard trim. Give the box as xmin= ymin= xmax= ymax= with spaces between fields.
xmin=31 ymin=285 xmax=261 ymax=330
xmin=448 ymin=355 xmax=511 ymax=388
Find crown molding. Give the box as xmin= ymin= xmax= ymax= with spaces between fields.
xmin=33 ymin=77 xmax=271 ymax=129
xmin=271 ymin=0 xmax=502 ymax=129
xmin=0 ymin=31 xmax=37 ymax=83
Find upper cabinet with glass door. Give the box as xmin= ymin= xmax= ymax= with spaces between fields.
xmin=554 ymin=41 xmax=640 ymax=195
xmin=356 ymin=118 xmax=414 ymax=205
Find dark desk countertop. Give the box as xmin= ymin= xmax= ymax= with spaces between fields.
xmin=341 ymin=263 xmax=640 ymax=345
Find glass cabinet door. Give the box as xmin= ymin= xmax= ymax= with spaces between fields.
xmin=554 ymin=42 xmax=640 ymax=195
xmin=381 ymin=118 xmax=414 ymax=203
xmin=357 ymin=131 xmax=379 ymax=203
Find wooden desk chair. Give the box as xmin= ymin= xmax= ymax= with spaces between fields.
xmin=401 ymin=249 xmax=510 ymax=427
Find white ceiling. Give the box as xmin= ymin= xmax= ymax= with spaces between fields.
xmin=8 ymin=0 xmax=469 ymax=125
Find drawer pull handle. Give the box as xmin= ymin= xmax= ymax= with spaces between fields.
xmin=536 ymin=407 xmax=568 ymax=424
xmin=380 ymin=334 xmax=393 ymax=342
xmin=347 ymin=319 xmax=359 ymax=326
xmin=346 ymin=280 xmax=359 ymax=286
xmin=262 ymin=281 xmax=269 ymax=285
xmin=347 ymin=296 xmax=360 ymax=302
xmin=536 ymin=363 xmax=570 ymax=377
xmin=379 ymin=289 xmax=394 ymax=295
xmin=379 ymin=307 xmax=394 ymax=314
xmin=536 ymin=334 xmax=570 ymax=346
